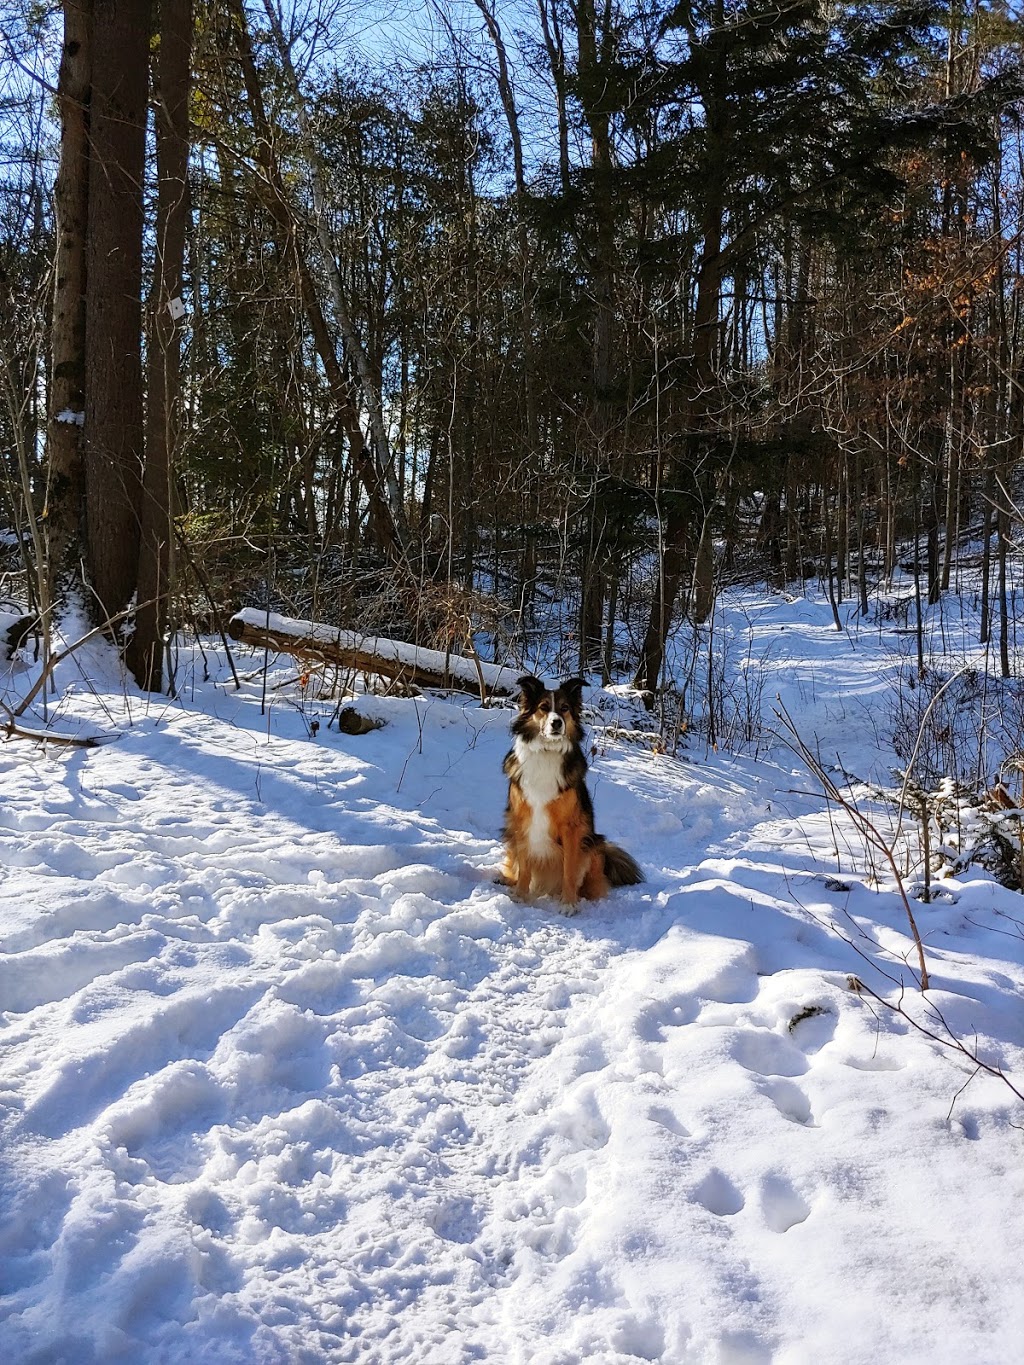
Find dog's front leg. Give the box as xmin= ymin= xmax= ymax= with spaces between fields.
xmin=512 ymin=846 xmax=533 ymax=901
xmin=507 ymin=840 xmax=532 ymax=906
xmin=559 ymin=830 xmax=585 ymax=914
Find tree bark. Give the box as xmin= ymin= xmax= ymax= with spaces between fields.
xmin=83 ymin=0 xmax=150 ymax=622
xmin=45 ymin=0 xmax=93 ymax=586
xmin=128 ymin=0 xmax=192 ymax=691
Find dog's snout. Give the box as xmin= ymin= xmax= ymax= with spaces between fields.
xmin=550 ymin=716 xmax=563 ymax=732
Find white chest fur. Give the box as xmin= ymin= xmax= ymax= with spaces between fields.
xmin=514 ymin=737 xmax=566 ymax=859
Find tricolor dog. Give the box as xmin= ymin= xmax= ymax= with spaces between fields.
xmin=501 ymin=675 xmax=642 ymax=912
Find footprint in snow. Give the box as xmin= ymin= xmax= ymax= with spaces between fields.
xmin=715 ymin=1328 xmax=774 ymax=1364
xmin=692 ymin=1168 xmax=745 ymax=1217
xmin=647 ymin=1104 xmax=691 ymax=1139
xmin=759 ymin=1173 xmax=812 ymax=1233
xmin=841 ymin=1053 xmax=907 ymax=1072
xmin=786 ymin=1003 xmax=838 ymax=1054
xmin=634 ymin=994 xmax=698 ymax=1043
xmin=758 ymin=1076 xmax=815 ymax=1127
xmin=731 ymin=1029 xmax=809 ymax=1078
xmin=952 ymin=1112 xmax=981 ymax=1140
xmin=429 ymin=1195 xmax=483 ymax=1245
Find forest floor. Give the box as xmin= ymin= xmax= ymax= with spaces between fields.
xmin=1 ymin=583 xmax=1023 ymax=1364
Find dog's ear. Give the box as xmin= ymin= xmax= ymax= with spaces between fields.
xmin=558 ymin=677 xmax=586 ymax=712
xmin=517 ymin=674 xmax=546 ymax=709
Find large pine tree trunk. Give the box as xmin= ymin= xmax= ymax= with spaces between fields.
xmin=45 ymin=0 xmax=92 ymax=586
xmin=83 ymin=0 xmax=150 ymax=622
xmin=128 ymin=0 xmax=191 ymax=691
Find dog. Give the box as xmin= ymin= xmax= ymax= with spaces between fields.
xmin=501 ymin=674 xmax=643 ymax=913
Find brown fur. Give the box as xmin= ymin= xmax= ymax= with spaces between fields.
xmin=501 ymin=675 xmax=642 ymax=913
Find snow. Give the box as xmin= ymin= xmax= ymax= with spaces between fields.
xmin=2 ymin=587 xmax=1024 ymax=1364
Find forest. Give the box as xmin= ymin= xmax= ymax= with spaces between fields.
xmin=5 ymin=8 xmax=1024 ymax=1359
xmin=2 ymin=0 xmax=1024 ymax=709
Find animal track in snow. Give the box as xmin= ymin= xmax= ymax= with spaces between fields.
xmin=103 ymin=1060 xmax=227 ymax=1183
xmin=841 ymin=1052 xmax=907 ymax=1072
xmin=429 ymin=1195 xmax=483 ymax=1245
xmin=186 ymin=1188 xmax=235 ymax=1238
xmin=698 ymin=954 xmax=761 ymax=1006
xmin=647 ymin=1104 xmax=691 ymax=1138
xmin=758 ymin=1076 xmax=815 ymax=1126
xmin=759 ymin=1174 xmax=812 ymax=1233
xmin=953 ymin=1112 xmax=981 ymax=1141
xmin=634 ymin=994 xmax=698 ymax=1042
xmin=606 ymin=1315 xmax=666 ymax=1363
xmin=786 ymin=1003 xmax=838 ymax=1054
xmin=440 ymin=1009 xmax=488 ymax=1060
xmin=731 ymin=1029 xmax=810 ymax=1078
xmin=692 ymin=1168 xmax=745 ymax=1217
xmin=541 ymin=1082 xmax=611 ymax=1154
xmin=715 ymin=1328 xmax=774 ymax=1363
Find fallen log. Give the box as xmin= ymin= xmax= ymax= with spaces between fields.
xmin=1 ymin=720 xmax=116 ymax=748
xmin=227 ymin=608 xmax=519 ymax=699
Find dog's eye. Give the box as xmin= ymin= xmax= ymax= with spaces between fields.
xmin=559 ymin=705 xmax=569 ymax=714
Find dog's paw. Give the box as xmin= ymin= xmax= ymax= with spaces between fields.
xmin=559 ymin=900 xmax=581 ymax=917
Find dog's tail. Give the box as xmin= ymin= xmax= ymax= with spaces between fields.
xmin=602 ymin=840 xmax=644 ymax=887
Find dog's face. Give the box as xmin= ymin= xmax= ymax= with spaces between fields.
xmin=512 ymin=675 xmax=585 ymax=749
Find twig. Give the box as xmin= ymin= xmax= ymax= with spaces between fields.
xmin=11 ymin=602 xmax=151 ymax=719
xmin=783 ymin=871 xmax=1024 ymax=1110
xmin=0 ymin=710 xmax=115 ymax=748
xmin=775 ymin=697 xmax=931 ymax=990
xmin=3 ymin=724 xmax=105 ymax=748
xmin=174 ymin=525 xmax=241 ymax=689
xmin=848 ymin=975 xmax=1024 ymax=1106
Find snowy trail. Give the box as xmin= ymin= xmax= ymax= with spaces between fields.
xmin=3 ymin=604 xmax=1024 ymax=1363
xmin=0 ymin=686 xmax=682 ymax=1363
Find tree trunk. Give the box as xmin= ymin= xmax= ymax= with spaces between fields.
xmin=979 ymin=469 xmax=993 ymax=646
xmin=128 ymin=0 xmax=191 ymax=691
xmin=45 ymin=0 xmax=93 ymax=587
xmin=998 ymin=500 xmax=1011 ymax=679
xmin=636 ymin=502 xmax=690 ymax=694
xmin=690 ymin=513 xmax=716 ymax=625
xmin=226 ymin=612 xmax=517 ymax=699
xmin=83 ymin=0 xmax=150 ymax=622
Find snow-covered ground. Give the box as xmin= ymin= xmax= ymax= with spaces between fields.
xmin=2 ymin=587 xmax=1023 ymax=1364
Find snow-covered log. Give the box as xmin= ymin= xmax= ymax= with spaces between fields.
xmin=227 ymin=608 xmax=519 ymax=698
